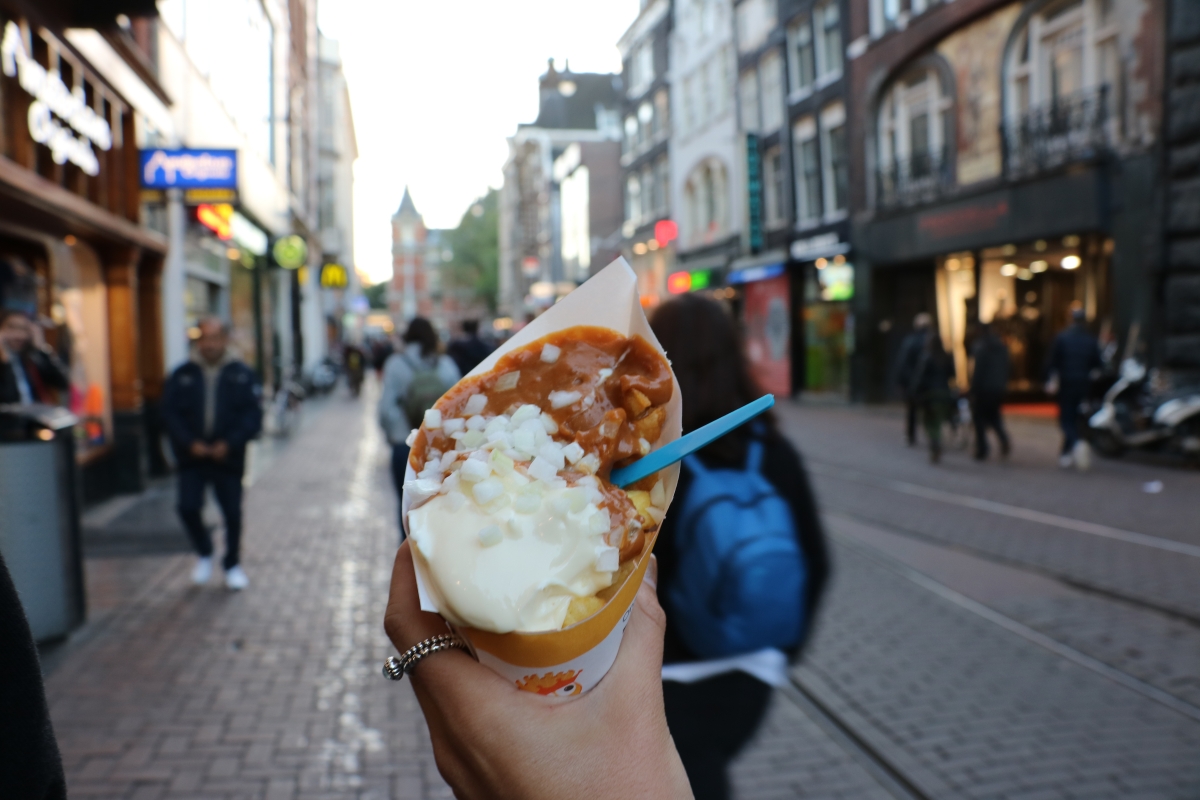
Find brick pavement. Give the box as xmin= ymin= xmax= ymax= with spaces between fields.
xmin=796 ymin=539 xmax=1200 ymax=800
xmin=778 ymin=404 xmax=1200 ymax=620
xmin=46 ymin=387 xmax=897 ymax=799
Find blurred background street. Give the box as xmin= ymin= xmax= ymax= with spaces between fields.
xmin=1 ymin=0 xmax=1199 ymax=796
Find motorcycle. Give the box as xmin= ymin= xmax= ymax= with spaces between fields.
xmin=1085 ymin=358 xmax=1200 ymax=462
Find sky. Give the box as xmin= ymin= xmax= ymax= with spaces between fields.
xmin=317 ymin=0 xmax=641 ymax=285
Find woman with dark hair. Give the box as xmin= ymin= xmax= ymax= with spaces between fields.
xmin=650 ymin=294 xmax=829 ymax=800
xmin=909 ymin=332 xmax=956 ymax=463
xmin=378 ymin=318 xmax=460 ymax=532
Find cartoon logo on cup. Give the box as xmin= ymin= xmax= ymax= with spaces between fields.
xmin=516 ymin=670 xmax=583 ymax=697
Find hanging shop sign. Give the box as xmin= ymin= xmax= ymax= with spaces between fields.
xmin=273 ymin=235 xmax=308 ymax=270
xmin=140 ymin=148 xmax=238 ymax=190
xmin=745 ymin=134 xmax=764 ymax=253
xmin=1 ymin=22 xmax=113 ymax=176
xmin=320 ymin=263 xmax=349 ymax=288
xmin=196 ymin=203 xmax=233 ymax=240
xmin=790 ymin=232 xmax=849 ymax=262
xmin=727 ymin=262 xmax=785 ymax=286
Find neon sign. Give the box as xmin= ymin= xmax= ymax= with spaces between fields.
xmin=140 ymin=148 xmax=238 ymax=189
xmin=197 ymin=204 xmax=233 ymax=240
xmin=1 ymin=22 xmax=113 ymax=176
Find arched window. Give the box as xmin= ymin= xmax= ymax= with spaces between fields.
xmin=682 ymin=159 xmax=729 ymax=247
xmin=875 ymin=64 xmax=954 ymax=207
xmin=1004 ymin=0 xmax=1118 ymax=174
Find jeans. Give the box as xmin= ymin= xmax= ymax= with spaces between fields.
xmin=177 ymin=465 xmax=244 ymax=570
xmin=973 ymin=394 xmax=1010 ymax=458
xmin=391 ymin=442 xmax=410 ymax=539
xmin=1059 ymin=389 xmax=1085 ymax=455
xmin=663 ymin=672 xmax=773 ymax=800
xmin=905 ymin=395 xmax=919 ymax=444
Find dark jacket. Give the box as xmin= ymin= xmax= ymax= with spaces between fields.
xmin=447 ymin=335 xmax=493 ymax=377
xmin=911 ymin=349 xmax=956 ymax=399
xmin=0 ymin=348 xmax=70 ymax=405
xmin=160 ymin=358 xmax=262 ymax=473
xmin=0 ymin=553 xmax=67 ymax=800
xmin=655 ymin=429 xmax=830 ymax=665
xmin=1047 ymin=323 xmax=1102 ymax=392
xmin=971 ymin=334 xmax=1010 ymax=397
xmin=895 ymin=329 xmax=928 ymax=395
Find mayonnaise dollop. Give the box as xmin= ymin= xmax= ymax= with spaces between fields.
xmin=409 ymin=480 xmax=619 ymax=633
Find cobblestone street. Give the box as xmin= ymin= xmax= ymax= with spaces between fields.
xmin=43 ymin=391 xmax=1200 ymax=799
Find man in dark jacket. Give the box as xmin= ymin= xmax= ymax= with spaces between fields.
xmin=970 ymin=323 xmax=1011 ymax=460
xmin=895 ymin=313 xmax=931 ymax=446
xmin=161 ymin=317 xmax=262 ymax=589
xmin=0 ymin=310 xmax=70 ymax=405
xmin=1046 ymin=308 xmax=1102 ymax=468
xmin=446 ymin=319 xmax=493 ymax=377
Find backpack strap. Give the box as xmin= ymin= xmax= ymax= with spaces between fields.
xmin=745 ymin=438 xmax=765 ymax=473
xmin=682 ymin=454 xmax=709 ymax=476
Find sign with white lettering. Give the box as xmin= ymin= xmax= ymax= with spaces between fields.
xmin=140 ymin=148 xmax=238 ymax=190
xmin=1 ymin=22 xmax=113 ymax=176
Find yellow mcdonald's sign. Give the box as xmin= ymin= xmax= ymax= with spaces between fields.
xmin=321 ymin=263 xmax=349 ymax=288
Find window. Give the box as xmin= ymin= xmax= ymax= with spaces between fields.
xmin=763 ymin=147 xmax=786 ymax=228
xmin=656 ymin=157 xmax=671 ymax=216
xmin=684 ymin=160 xmax=729 ymax=246
xmin=654 ymin=89 xmax=670 ymax=139
xmin=638 ymin=101 xmax=654 ymax=148
xmin=736 ymin=0 xmax=777 ymax=53
xmin=629 ymin=41 xmax=655 ymax=97
xmin=814 ymin=2 xmax=843 ymax=82
xmin=624 ymin=115 xmax=638 ymax=155
xmin=760 ymin=50 xmax=785 ymax=132
xmin=626 ymin=174 xmax=642 ymax=224
xmin=821 ymin=103 xmax=848 ymax=216
xmin=793 ymin=118 xmax=821 ymax=223
xmin=642 ymin=165 xmax=657 ymax=216
xmin=739 ymin=69 xmax=760 ymax=133
xmin=788 ymin=21 xmax=815 ymax=97
xmin=877 ymin=69 xmax=951 ymax=176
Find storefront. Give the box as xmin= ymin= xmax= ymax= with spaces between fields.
xmin=790 ymin=231 xmax=854 ymax=399
xmin=728 ymin=255 xmax=791 ymax=399
xmin=857 ymin=167 xmax=1118 ymax=402
xmin=626 ymin=220 xmax=677 ymax=309
xmin=0 ymin=14 xmax=166 ymax=500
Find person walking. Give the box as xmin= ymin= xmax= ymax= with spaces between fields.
xmin=896 ymin=313 xmax=932 ymax=446
xmin=1046 ymin=307 xmax=1102 ymax=468
xmin=378 ymin=318 xmax=459 ymax=532
xmin=446 ymin=319 xmax=494 ymax=377
xmin=649 ymin=294 xmax=829 ymax=800
xmin=343 ymin=342 xmax=366 ymax=398
xmin=911 ymin=332 xmax=956 ymax=463
xmin=161 ymin=317 xmax=262 ymax=590
xmin=0 ymin=310 xmax=70 ymax=405
xmin=970 ymin=322 xmax=1011 ymax=460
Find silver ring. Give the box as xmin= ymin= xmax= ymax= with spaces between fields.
xmin=383 ymin=633 xmax=470 ymax=681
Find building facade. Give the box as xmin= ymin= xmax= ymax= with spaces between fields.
xmin=846 ymin=0 xmax=1168 ymax=401
xmin=619 ymin=0 xmax=676 ymax=307
xmin=498 ymin=61 xmax=622 ymax=317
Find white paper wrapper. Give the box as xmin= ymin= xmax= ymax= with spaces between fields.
xmin=399 ymin=257 xmax=682 ymax=694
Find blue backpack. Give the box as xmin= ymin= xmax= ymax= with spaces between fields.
xmin=666 ymin=439 xmax=807 ymax=659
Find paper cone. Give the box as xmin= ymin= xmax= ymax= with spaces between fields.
xmin=400 ymin=257 xmax=681 ymax=694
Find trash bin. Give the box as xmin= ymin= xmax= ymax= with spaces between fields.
xmin=0 ymin=403 xmax=85 ymax=643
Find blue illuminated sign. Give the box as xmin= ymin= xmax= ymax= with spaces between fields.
xmin=139 ymin=148 xmax=238 ymax=189
xmin=727 ymin=262 xmax=785 ymax=285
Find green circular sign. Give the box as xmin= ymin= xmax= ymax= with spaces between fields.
xmin=272 ymin=235 xmax=308 ymax=269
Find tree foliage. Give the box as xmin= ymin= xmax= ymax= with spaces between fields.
xmin=444 ymin=188 xmax=499 ymax=312
xmin=364 ymin=281 xmax=388 ymax=309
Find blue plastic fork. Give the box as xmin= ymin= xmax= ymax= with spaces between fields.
xmin=609 ymin=394 xmax=776 ymax=488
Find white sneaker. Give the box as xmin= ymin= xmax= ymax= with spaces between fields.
xmin=1073 ymin=441 xmax=1092 ymax=472
xmin=225 ymin=565 xmax=249 ymax=591
xmin=191 ymin=557 xmax=213 ymax=585
xmin=1058 ymin=453 xmax=1074 ymax=469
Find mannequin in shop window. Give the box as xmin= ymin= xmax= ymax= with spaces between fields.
xmin=0 ymin=309 xmax=70 ymax=406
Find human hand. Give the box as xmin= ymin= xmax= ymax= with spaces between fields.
xmin=210 ymin=440 xmax=229 ymax=461
xmin=384 ymin=544 xmax=692 ymax=800
xmin=190 ymin=441 xmax=211 ymax=458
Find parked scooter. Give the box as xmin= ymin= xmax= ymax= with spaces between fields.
xmin=1086 ymin=358 xmax=1200 ymax=462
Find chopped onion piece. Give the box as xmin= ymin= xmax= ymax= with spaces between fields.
xmin=423 ymin=408 xmax=442 ymax=429
xmin=405 ymin=429 xmax=417 ymax=447
xmin=489 ymin=449 xmax=515 ymax=476
xmin=510 ymin=404 xmax=542 ymax=425
xmin=472 ymin=478 xmax=505 ymax=506
xmin=466 ymin=415 xmax=487 ymax=431
xmin=512 ymin=428 xmax=536 ymax=455
xmin=541 ymin=413 xmax=560 ymax=434
xmin=463 ymin=394 xmax=488 ymax=416
xmin=562 ymin=441 xmax=585 ymax=464
xmin=638 ymin=437 xmax=651 ymax=455
xmin=594 ymin=545 xmax=620 ymax=572
xmin=540 ymin=344 xmax=561 ymax=363
xmin=527 ymin=455 xmax=560 ymax=483
xmin=459 ymin=459 xmax=491 ymax=482
xmin=564 ymin=487 xmax=590 ymax=513
xmin=550 ymin=495 xmax=571 ymax=515
xmin=587 ymin=507 xmax=611 ymax=535
xmin=644 ymin=506 xmax=665 ymax=525
xmin=440 ymin=472 xmax=462 ymax=495
xmin=460 ymin=430 xmax=486 ymax=449
xmin=442 ymin=417 xmax=466 ymax=434
xmin=548 ymin=390 xmax=582 ymax=409
xmin=477 ymin=525 xmax=503 ymax=547
xmin=538 ymin=441 xmax=566 ymax=470
xmin=484 ymin=415 xmax=510 ymax=436
xmin=402 ymin=478 xmax=441 ymax=504
xmin=650 ymin=480 xmax=665 ymax=507
xmin=494 ymin=371 xmax=520 ymax=391
xmin=578 ymin=453 xmax=601 ymax=474
xmin=440 ymin=451 xmax=459 ymax=470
